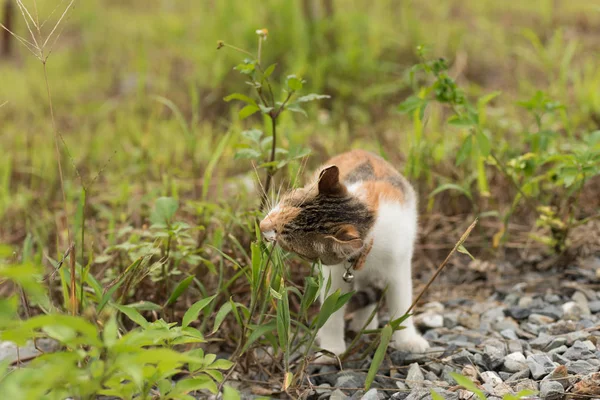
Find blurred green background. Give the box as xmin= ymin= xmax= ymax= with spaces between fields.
xmin=1 ymin=0 xmax=599 ymax=258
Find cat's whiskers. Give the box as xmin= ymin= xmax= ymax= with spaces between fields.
xmin=251 ymin=160 xmax=273 ymax=211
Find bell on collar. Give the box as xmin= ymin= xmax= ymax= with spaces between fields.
xmin=342 ymin=269 xmax=354 ymax=283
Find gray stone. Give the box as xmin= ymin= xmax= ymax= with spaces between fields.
xmin=442 ymin=366 xmax=459 ymax=385
xmin=335 ymin=372 xmax=367 ymax=390
xmin=572 ymin=291 xmax=590 ymax=311
xmin=330 ymin=389 xmax=349 ymax=400
xmin=528 ymin=313 xmax=555 ymax=325
xmin=551 ymin=353 xmax=570 ymax=365
xmin=544 ymin=294 xmax=562 ymax=304
xmin=530 ymin=333 xmax=553 ymax=350
xmin=316 ymin=384 xmax=331 ymax=394
xmin=360 ymin=389 xmax=380 ymax=400
xmin=581 ymin=340 xmax=597 ymax=351
xmin=444 ymin=313 xmax=459 ymax=329
xmin=424 ymin=371 xmax=438 ymax=382
xmin=534 ymin=305 xmax=563 ymax=320
xmin=481 ymin=307 xmax=506 ymax=323
xmin=506 ymin=368 xmax=530 ymax=382
xmin=492 ymin=382 xmax=514 ymax=397
xmin=563 ymin=340 xmax=596 ymax=360
xmin=406 ymin=363 xmax=424 ymax=389
xmin=390 ymin=351 xmax=410 ymax=366
xmin=513 ymin=379 xmax=538 ymax=392
xmin=548 ymin=345 xmax=568 ymax=355
xmin=451 ymin=349 xmax=474 ymax=366
xmin=483 ymin=345 xmax=505 ymax=370
xmin=417 ymin=313 xmax=444 ymax=329
xmin=562 ymin=301 xmax=587 ymax=320
xmin=539 ymin=380 xmax=564 ymax=400
xmin=499 ymin=372 xmax=512 ymax=380
xmin=566 ymin=360 xmax=598 ymax=375
xmin=503 ymin=352 xmax=528 ymax=373
xmin=526 ymin=354 xmax=557 ymax=379
xmin=493 ymin=318 xmax=519 ymax=332
xmin=480 ymin=371 xmax=502 ymax=386
xmin=505 ymin=307 xmax=531 ymax=320
xmin=508 ymin=340 xmax=523 ymax=354
xmin=589 ymin=300 xmax=600 ymax=313
xmin=566 ymin=330 xmax=590 ymax=344
xmin=389 ymin=392 xmax=409 ymax=400
xmin=500 ymin=329 xmax=518 ymax=340
xmin=520 ymin=321 xmax=540 ymax=335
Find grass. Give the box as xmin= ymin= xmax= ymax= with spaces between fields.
xmin=0 ymin=0 xmax=599 ymax=398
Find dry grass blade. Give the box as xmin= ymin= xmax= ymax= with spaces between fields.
xmin=0 ymin=21 xmax=40 ymax=57
xmin=15 ymin=0 xmax=40 ymax=49
xmin=41 ymin=0 xmax=75 ymax=50
xmin=40 ymin=0 xmax=67 ymax=29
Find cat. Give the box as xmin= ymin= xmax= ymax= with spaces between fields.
xmin=259 ymin=149 xmax=429 ymax=357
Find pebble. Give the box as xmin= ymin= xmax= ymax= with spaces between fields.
xmin=505 ymin=306 xmax=531 ymax=320
xmin=480 ymin=371 xmax=502 ymax=386
xmin=503 ymin=352 xmax=527 ymax=373
xmin=527 ymin=354 xmax=557 ymax=379
xmin=562 ymin=301 xmax=588 ymax=320
xmin=360 ymin=389 xmax=380 ymax=400
xmin=563 ymin=340 xmax=596 ymax=360
xmin=415 ymin=312 xmax=444 ymax=329
xmin=330 ymin=389 xmax=348 ymax=400
xmin=539 ymin=380 xmax=565 ymax=400
xmin=405 ymin=363 xmax=424 ymax=389
xmin=589 ymin=300 xmax=600 ymax=313
xmin=528 ymin=313 xmax=554 ymax=325
xmin=566 ymin=360 xmax=598 ymax=375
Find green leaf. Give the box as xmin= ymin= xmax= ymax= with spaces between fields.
xmin=430 ymin=183 xmax=473 ymax=201
xmin=173 ymin=376 xmax=218 ymax=395
xmin=448 ymin=115 xmax=475 ymax=127
xmin=365 ymin=324 xmax=392 ymax=390
xmin=450 ymin=373 xmax=486 ymax=400
xmin=103 ymin=313 xmax=118 ymax=348
xmin=398 ymin=96 xmax=426 ymax=114
xmin=239 ymin=105 xmax=260 ymax=120
xmin=276 ymin=290 xmax=291 ymax=352
xmin=165 ymin=276 xmax=194 ymax=306
xmin=223 ymin=93 xmax=257 ymax=106
xmin=286 ymin=75 xmax=303 ymax=91
xmin=223 ymin=385 xmax=242 ymax=400
xmin=334 ymin=291 xmax=354 ymax=314
xmin=390 ymin=312 xmax=411 ymax=330
xmin=477 ymin=90 xmax=502 ymax=106
xmin=206 ymin=358 xmax=234 ymax=370
xmin=456 ymin=135 xmax=473 ymax=166
xmin=241 ymin=322 xmax=277 ymax=353
xmin=430 ymin=390 xmax=445 ymax=400
xmin=258 ymin=104 xmax=273 ymax=114
xmin=182 ymin=295 xmax=217 ymax=328
xmin=457 ymin=245 xmax=475 ymax=261
xmin=285 ymin=103 xmax=307 ymax=117
xmin=113 ymin=304 xmax=149 ymax=328
xmin=242 ymin=129 xmax=263 ymax=144
xmin=234 ymin=148 xmax=262 ymax=160
xmin=126 ymin=301 xmax=163 ymax=311
xmin=212 ymin=302 xmax=233 ymax=334
xmin=503 ymin=389 xmax=538 ymax=400
xmin=296 ymin=93 xmax=330 ymax=103
xmin=263 ymin=63 xmax=276 ymax=79
xmin=476 ymin=131 xmax=491 ymax=157
xmin=315 ymin=290 xmax=340 ymax=329
xmin=150 ymin=197 xmax=179 ymax=225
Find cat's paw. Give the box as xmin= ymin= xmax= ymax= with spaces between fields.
xmin=390 ymin=331 xmax=429 ymax=353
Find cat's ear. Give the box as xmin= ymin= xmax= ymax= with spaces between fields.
xmin=318 ymin=165 xmax=346 ymax=196
xmin=328 ymin=225 xmax=363 ymax=250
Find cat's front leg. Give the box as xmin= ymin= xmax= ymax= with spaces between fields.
xmin=386 ymin=257 xmax=429 ymax=353
xmin=316 ymin=264 xmax=351 ymax=356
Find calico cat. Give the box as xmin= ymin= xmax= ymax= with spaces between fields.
xmin=259 ymin=149 xmax=429 ymax=357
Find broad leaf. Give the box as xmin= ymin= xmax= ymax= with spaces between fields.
xmin=365 ymin=324 xmax=392 ymax=390
xmin=165 ymin=276 xmax=194 ymax=306
xmin=182 ymin=295 xmax=217 ymax=328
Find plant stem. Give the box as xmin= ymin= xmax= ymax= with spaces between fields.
xmin=260 ymin=114 xmax=277 ymax=211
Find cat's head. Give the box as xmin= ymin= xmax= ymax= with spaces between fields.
xmin=259 ymin=165 xmax=375 ymax=265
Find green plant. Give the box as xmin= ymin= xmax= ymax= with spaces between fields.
xmin=0 ymin=247 xmax=236 ymax=399
xmin=218 ymin=29 xmax=329 ymax=209
xmin=399 ymin=47 xmax=600 ymax=253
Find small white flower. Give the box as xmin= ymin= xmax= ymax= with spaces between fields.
xmin=255 ymin=28 xmax=269 ymax=40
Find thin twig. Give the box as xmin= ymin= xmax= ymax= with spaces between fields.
xmin=407 ymin=218 xmax=478 ymax=314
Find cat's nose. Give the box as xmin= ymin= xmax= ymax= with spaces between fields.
xmin=259 ymin=218 xmax=277 ymax=242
